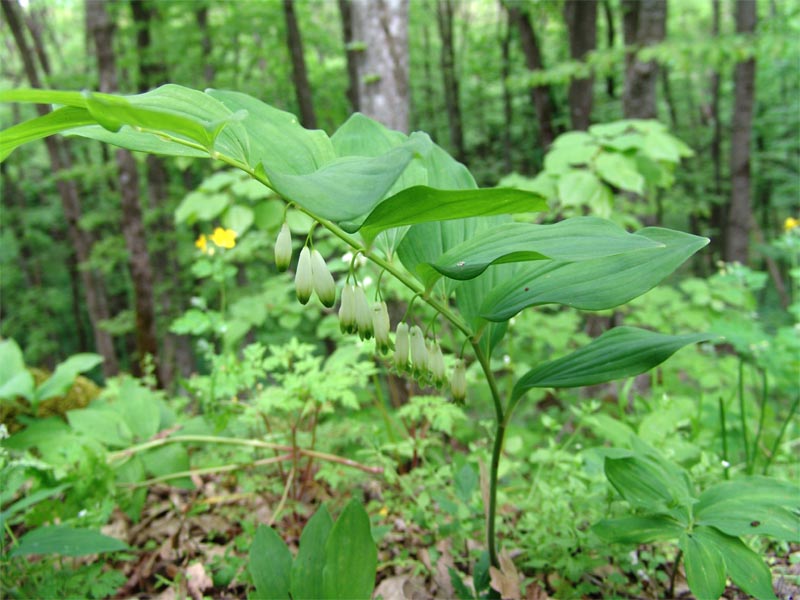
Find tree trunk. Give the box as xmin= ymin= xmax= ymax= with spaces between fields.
xmin=725 ymin=0 xmax=757 ymax=263
xmin=708 ymin=0 xmax=725 ymax=256
xmin=500 ymin=8 xmax=513 ymax=172
xmin=337 ymin=0 xmax=360 ymax=112
xmin=2 ymin=0 xmax=119 ymax=376
xmin=283 ymin=0 xmax=317 ymax=129
xmin=87 ymin=0 xmax=160 ymax=378
xmin=437 ymin=0 xmax=465 ymax=162
xmin=195 ymin=4 xmax=215 ymax=87
xmin=506 ymin=3 xmax=559 ymax=147
xmin=622 ymin=0 xmax=667 ymax=119
xmin=564 ymin=0 xmax=597 ymax=130
xmin=602 ymin=0 xmax=616 ymax=98
xmin=129 ymin=0 xmax=167 ymax=90
xmin=351 ymin=0 xmax=410 ymax=132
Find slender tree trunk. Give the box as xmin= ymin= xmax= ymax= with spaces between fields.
xmin=622 ymin=0 xmax=667 ymax=119
xmin=500 ymin=7 xmax=513 ymax=172
xmin=129 ymin=0 xmax=167 ymax=90
xmin=351 ymin=0 xmax=410 ymax=132
xmin=708 ymin=0 xmax=725 ymax=255
xmin=283 ymin=0 xmax=317 ymax=129
xmin=87 ymin=0 xmax=160 ymax=378
xmin=337 ymin=0 xmax=360 ymax=112
xmin=437 ymin=0 xmax=465 ymax=162
xmin=2 ymin=0 xmax=119 ymax=376
xmin=725 ymin=0 xmax=757 ymax=263
xmin=506 ymin=3 xmax=559 ymax=147
xmin=194 ymin=4 xmax=215 ymax=87
xmin=564 ymin=0 xmax=597 ymax=130
xmin=420 ymin=7 xmax=439 ymax=140
xmin=602 ymin=0 xmax=616 ymax=98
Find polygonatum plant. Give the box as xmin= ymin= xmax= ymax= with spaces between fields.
xmin=0 ymin=85 xmax=713 ymax=578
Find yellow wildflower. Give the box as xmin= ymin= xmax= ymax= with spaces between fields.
xmin=210 ymin=227 xmax=237 ymax=249
xmin=378 ymin=506 xmax=389 ymax=517
xmin=195 ymin=234 xmax=208 ymax=254
xmin=785 ymin=217 xmax=799 ymax=232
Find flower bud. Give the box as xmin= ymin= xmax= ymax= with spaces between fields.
xmin=394 ymin=323 xmax=409 ymax=371
xmin=339 ymin=284 xmax=357 ymax=334
xmin=354 ymin=285 xmax=373 ymax=340
xmin=295 ymin=246 xmax=313 ymax=305
xmin=310 ymin=249 xmax=336 ymax=308
xmin=429 ymin=340 xmax=446 ymax=387
xmin=409 ymin=325 xmax=428 ymax=377
xmin=274 ymin=223 xmax=292 ymax=272
xmin=451 ymin=359 xmax=466 ymax=405
xmin=372 ymin=301 xmax=391 ymax=354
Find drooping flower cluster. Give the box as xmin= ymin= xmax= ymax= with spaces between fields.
xmin=274 ymin=222 xmax=467 ymax=403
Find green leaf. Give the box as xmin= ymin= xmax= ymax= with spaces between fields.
xmin=512 ymin=327 xmax=711 ymax=396
xmin=35 ymin=353 xmax=103 ymax=402
xmin=141 ymin=445 xmax=193 ymax=488
xmin=116 ymin=379 xmax=161 ymax=442
xmin=557 ymin=170 xmax=612 ymax=213
xmin=67 ymin=407 xmax=133 ymax=448
xmin=291 ymin=505 xmax=334 ymax=600
xmin=355 ymin=186 xmax=546 ymax=241
xmin=0 ymin=371 xmax=34 ymax=401
xmin=223 ymin=204 xmax=254 ymax=235
xmin=604 ymin=455 xmax=678 ymax=511
xmin=174 ymin=191 xmax=229 ymax=224
xmin=426 ymin=217 xmax=659 ymax=284
xmin=10 ymin=525 xmax=128 ymax=557
xmin=680 ymin=531 xmax=726 ymax=600
xmin=592 ymin=515 xmax=685 ymax=544
xmin=0 ymin=106 xmax=96 ymax=161
xmin=249 ymin=525 xmax=292 ymax=600
xmin=67 ymin=124 xmax=210 ymax=158
xmin=480 ymin=227 xmax=709 ymax=321
xmin=695 ymin=477 xmax=800 ymax=541
xmin=694 ymin=526 xmax=778 ymax=600
xmin=322 ymin=500 xmax=377 ymax=599
xmin=0 ymin=88 xmax=89 ymax=106
xmin=0 ymin=339 xmax=27 ymax=384
xmin=594 ymin=152 xmax=645 ymax=194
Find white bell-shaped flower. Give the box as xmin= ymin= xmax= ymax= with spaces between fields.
xmin=354 ymin=285 xmax=373 ymax=340
xmin=274 ymin=223 xmax=292 ymax=272
xmin=451 ymin=359 xmax=466 ymax=404
xmin=295 ymin=246 xmax=313 ymax=305
xmin=429 ymin=340 xmax=446 ymax=387
xmin=409 ymin=325 xmax=428 ymax=377
xmin=310 ymin=249 xmax=336 ymax=308
xmin=339 ymin=284 xmax=357 ymax=334
xmin=394 ymin=323 xmax=409 ymax=371
xmin=372 ymin=301 xmax=391 ymax=354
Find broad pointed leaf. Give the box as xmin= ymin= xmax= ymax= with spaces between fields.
xmin=322 ymin=500 xmax=377 ymax=600
xmin=10 ymin=525 xmax=128 ymax=557
xmin=0 ymin=106 xmax=94 ymax=160
xmin=604 ymin=455 xmax=679 ymax=511
xmin=695 ymin=477 xmax=800 ymax=541
xmin=592 ymin=515 xmax=684 ymax=544
xmin=291 ymin=505 xmax=334 ymax=600
xmin=427 ymin=217 xmax=660 ymax=284
xmin=481 ymin=228 xmax=708 ymax=321
xmin=355 ymin=186 xmax=546 ymax=241
xmin=695 ymin=526 xmax=778 ymax=600
xmin=249 ymin=525 xmax=292 ymax=600
xmin=512 ymin=327 xmax=711 ymax=398
xmin=680 ymin=531 xmax=726 ymax=600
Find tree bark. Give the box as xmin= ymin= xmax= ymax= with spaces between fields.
xmin=337 ymin=0 xmax=360 ymax=112
xmin=506 ymin=3 xmax=559 ymax=147
xmin=564 ymin=0 xmax=597 ymax=130
xmin=195 ymin=4 xmax=215 ymax=87
xmin=708 ymin=0 xmax=725 ymax=255
xmin=351 ymin=0 xmax=410 ymax=132
xmin=87 ymin=0 xmax=160 ymax=378
xmin=437 ymin=0 xmax=465 ymax=162
xmin=283 ymin=0 xmax=317 ymax=129
xmin=622 ymin=0 xmax=667 ymax=119
xmin=500 ymin=8 xmax=513 ymax=172
xmin=129 ymin=0 xmax=167 ymax=90
xmin=601 ymin=0 xmax=616 ymax=98
xmin=2 ymin=0 xmax=119 ymax=376
xmin=725 ymin=0 xmax=757 ymax=263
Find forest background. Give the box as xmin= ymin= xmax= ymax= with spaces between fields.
xmin=0 ymin=0 xmax=799 ymax=598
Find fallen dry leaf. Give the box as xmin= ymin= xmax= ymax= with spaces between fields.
xmin=489 ymin=550 xmax=521 ymax=600
xmin=185 ymin=562 xmax=213 ymax=600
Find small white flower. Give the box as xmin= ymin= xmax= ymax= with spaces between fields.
xmin=354 ymin=285 xmax=373 ymax=340
xmin=429 ymin=340 xmax=446 ymax=386
xmin=310 ymin=249 xmax=336 ymax=308
xmin=372 ymin=301 xmax=391 ymax=354
xmin=394 ymin=323 xmax=409 ymax=371
xmin=339 ymin=284 xmax=357 ymax=334
xmin=295 ymin=246 xmax=313 ymax=304
xmin=409 ymin=325 xmax=428 ymax=377
xmin=451 ymin=359 xmax=466 ymax=404
xmin=274 ymin=223 xmax=292 ymax=272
